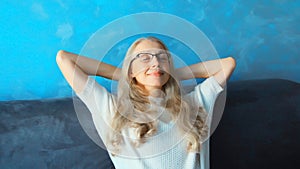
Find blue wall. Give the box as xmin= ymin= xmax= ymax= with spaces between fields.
xmin=1 ymin=0 xmax=299 ymax=101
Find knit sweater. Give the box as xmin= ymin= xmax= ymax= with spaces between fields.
xmin=76 ymin=76 xmax=224 ymax=169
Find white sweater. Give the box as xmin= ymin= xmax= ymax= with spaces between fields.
xmin=77 ymin=76 xmax=224 ymax=169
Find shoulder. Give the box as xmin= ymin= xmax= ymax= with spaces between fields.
xmin=185 ymin=76 xmax=224 ymax=113
xmin=76 ymin=76 xmax=113 ymax=101
xmin=76 ymin=76 xmax=116 ymax=119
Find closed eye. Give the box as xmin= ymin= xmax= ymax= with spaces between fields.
xmin=157 ymin=53 xmax=169 ymax=61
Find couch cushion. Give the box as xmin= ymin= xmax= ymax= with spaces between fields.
xmin=210 ymin=79 xmax=300 ymax=169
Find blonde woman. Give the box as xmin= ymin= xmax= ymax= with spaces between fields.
xmin=56 ymin=37 xmax=236 ymax=169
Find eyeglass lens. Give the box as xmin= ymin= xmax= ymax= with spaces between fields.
xmin=137 ymin=53 xmax=169 ymax=63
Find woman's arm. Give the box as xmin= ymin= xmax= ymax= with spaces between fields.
xmin=175 ymin=56 xmax=236 ymax=88
xmin=56 ymin=50 xmax=121 ymax=94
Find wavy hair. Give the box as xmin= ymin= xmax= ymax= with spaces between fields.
xmin=107 ymin=37 xmax=208 ymax=155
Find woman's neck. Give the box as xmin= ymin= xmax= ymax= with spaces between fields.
xmin=148 ymin=88 xmax=165 ymax=98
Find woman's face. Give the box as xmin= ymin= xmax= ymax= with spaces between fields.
xmin=130 ymin=39 xmax=170 ymax=93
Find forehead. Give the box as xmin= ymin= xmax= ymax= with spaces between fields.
xmin=133 ymin=40 xmax=164 ymax=54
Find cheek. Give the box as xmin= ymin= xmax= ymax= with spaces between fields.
xmin=162 ymin=63 xmax=171 ymax=73
xmin=131 ymin=63 xmax=147 ymax=75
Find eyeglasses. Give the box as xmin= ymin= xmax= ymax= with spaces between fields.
xmin=132 ymin=52 xmax=170 ymax=63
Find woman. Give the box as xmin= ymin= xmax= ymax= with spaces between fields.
xmin=56 ymin=37 xmax=236 ymax=169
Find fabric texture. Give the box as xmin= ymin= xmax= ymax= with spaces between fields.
xmin=76 ymin=76 xmax=224 ymax=169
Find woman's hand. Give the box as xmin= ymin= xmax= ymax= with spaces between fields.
xmin=175 ymin=56 xmax=236 ymax=88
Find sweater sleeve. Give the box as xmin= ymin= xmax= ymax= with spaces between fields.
xmin=75 ymin=77 xmax=116 ymax=140
xmin=193 ymin=76 xmax=224 ymax=114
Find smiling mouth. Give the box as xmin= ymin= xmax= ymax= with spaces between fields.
xmin=147 ymin=71 xmax=164 ymax=77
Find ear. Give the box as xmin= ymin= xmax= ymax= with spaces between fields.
xmin=128 ymin=66 xmax=134 ymax=77
xmin=129 ymin=71 xmax=134 ymax=78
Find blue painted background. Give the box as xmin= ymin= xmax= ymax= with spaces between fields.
xmin=1 ymin=0 xmax=299 ymax=101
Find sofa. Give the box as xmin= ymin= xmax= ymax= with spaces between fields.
xmin=1 ymin=78 xmax=299 ymax=169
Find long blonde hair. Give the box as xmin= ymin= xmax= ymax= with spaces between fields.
xmin=108 ymin=37 xmax=208 ymax=155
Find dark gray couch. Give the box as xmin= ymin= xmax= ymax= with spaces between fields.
xmin=1 ymin=79 xmax=299 ymax=169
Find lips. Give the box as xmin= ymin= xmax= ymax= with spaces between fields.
xmin=147 ymin=71 xmax=164 ymax=77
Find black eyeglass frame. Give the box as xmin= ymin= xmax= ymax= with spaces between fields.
xmin=130 ymin=51 xmax=171 ymax=63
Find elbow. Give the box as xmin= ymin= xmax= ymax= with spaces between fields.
xmin=226 ymin=56 xmax=236 ymax=70
xmin=56 ymin=50 xmax=67 ymax=64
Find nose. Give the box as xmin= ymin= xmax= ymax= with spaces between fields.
xmin=150 ymin=55 xmax=160 ymax=67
